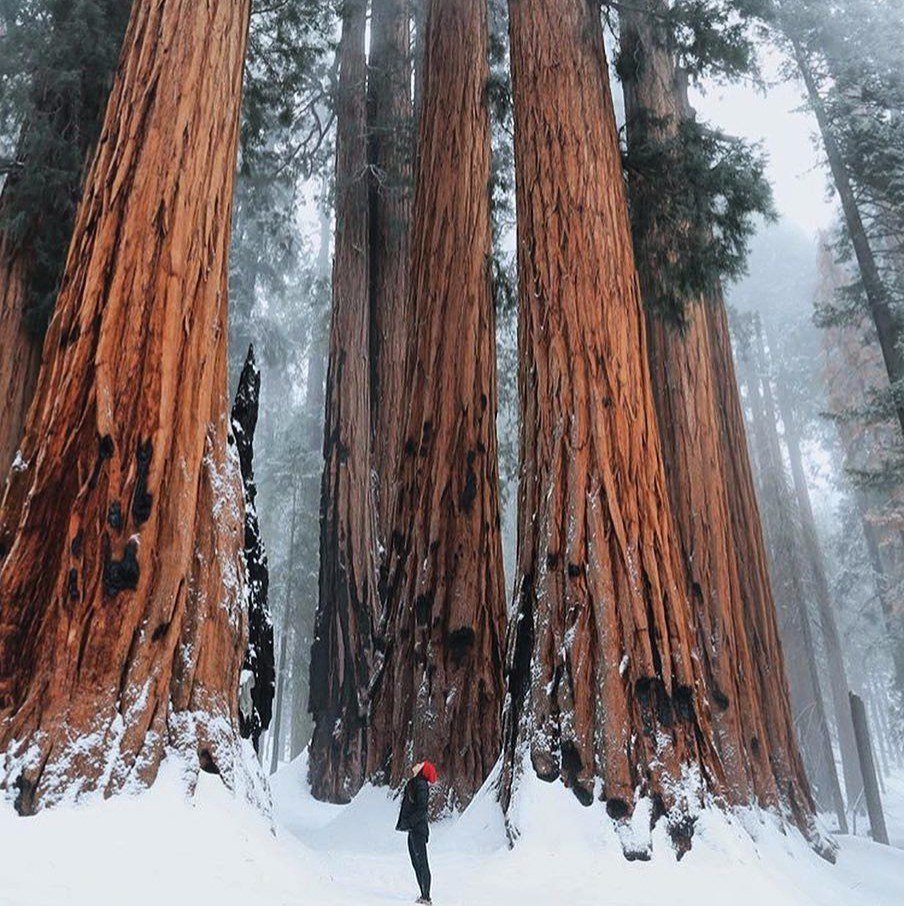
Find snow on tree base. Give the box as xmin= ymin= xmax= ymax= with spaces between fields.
xmin=0 ymin=753 xmax=901 ymax=905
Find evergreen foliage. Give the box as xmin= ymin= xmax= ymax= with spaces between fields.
xmin=623 ymin=114 xmax=774 ymax=323
xmin=766 ymin=0 xmax=904 ymax=426
xmin=612 ymin=0 xmax=774 ymax=324
xmin=0 ymin=0 xmax=131 ymax=338
xmin=230 ymin=0 xmax=335 ymax=382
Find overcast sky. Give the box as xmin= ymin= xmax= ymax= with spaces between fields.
xmin=691 ymin=54 xmax=837 ymax=237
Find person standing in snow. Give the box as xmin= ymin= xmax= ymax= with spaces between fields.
xmin=396 ymin=760 xmax=437 ymax=904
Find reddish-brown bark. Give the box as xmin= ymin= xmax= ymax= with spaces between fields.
xmin=0 ymin=0 xmax=252 ymax=813
xmin=619 ymin=0 xmax=817 ymax=832
xmin=645 ymin=302 xmax=780 ymax=804
xmin=308 ymin=0 xmax=380 ymax=804
xmin=500 ymin=0 xmax=723 ymax=852
xmin=0 ymin=243 xmax=41 ymax=480
xmin=368 ymin=0 xmax=413 ymax=546
xmin=367 ymin=0 xmax=506 ymax=811
xmin=706 ymin=297 xmax=817 ymax=829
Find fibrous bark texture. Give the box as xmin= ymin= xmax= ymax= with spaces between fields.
xmin=500 ymin=0 xmax=723 ymax=853
xmin=367 ymin=0 xmax=507 ymax=812
xmin=705 ymin=298 xmax=816 ymax=830
xmin=0 ymin=0 xmax=132 ymax=479
xmin=368 ymin=0 xmax=413 ymax=546
xmin=620 ymin=0 xmax=817 ymax=832
xmin=308 ymin=0 xmax=380 ymax=804
xmin=232 ymin=346 xmax=275 ymax=754
xmin=0 ymin=0 xmax=252 ymax=813
xmin=741 ymin=325 xmax=846 ymax=829
xmin=0 ymin=242 xmax=41 ymax=482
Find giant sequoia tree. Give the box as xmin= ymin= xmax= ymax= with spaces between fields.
xmin=705 ymin=297 xmax=817 ymax=826
xmin=367 ymin=0 xmax=507 ymax=811
xmin=500 ymin=0 xmax=724 ymax=852
xmin=0 ymin=0 xmax=131 ymax=477
xmin=368 ymin=0 xmax=413 ymax=546
xmin=618 ymin=0 xmax=815 ymax=823
xmin=308 ymin=0 xmax=380 ymax=804
xmin=0 ymin=0 xmax=252 ymax=812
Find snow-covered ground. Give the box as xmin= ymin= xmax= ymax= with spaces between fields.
xmin=1 ymin=755 xmax=903 ymax=906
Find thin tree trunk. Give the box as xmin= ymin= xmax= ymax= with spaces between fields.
xmin=850 ymin=693 xmax=889 ymax=844
xmin=501 ymin=0 xmax=726 ymax=857
xmin=367 ymin=0 xmax=506 ymax=812
xmin=857 ymin=495 xmax=904 ymax=698
xmin=0 ymin=0 xmax=252 ymax=812
xmin=773 ymin=361 xmax=862 ymax=807
xmin=289 ymin=331 xmax=327 ymax=759
xmin=270 ymin=485 xmax=299 ymax=775
xmin=705 ymin=297 xmax=816 ymax=829
xmin=270 ymin=624 xmax=290 ymax=775
xmin=308 ymin=0 xmax=380 ymax=804
xmin=867 ymin=678 xmax=893 ymax=769
xmin=368 ymin=0 xmax=413 ymax=547
xmin=792 ymin=42 xmax=904 ymax=438
xmin=865 ymin=688 xmax=890 ymax=783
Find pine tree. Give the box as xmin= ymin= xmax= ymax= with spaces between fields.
xmin=769 ymin=0 xmax=904 ymax=438
xmin=0 ymin=0 xmax=132 ymax=476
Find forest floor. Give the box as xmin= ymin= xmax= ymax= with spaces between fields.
xmin=0 ymin=753 xmax=903 ymax=905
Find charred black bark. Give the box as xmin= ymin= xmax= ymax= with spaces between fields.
xmin=232 ymin=345 xmax=275 ymax=752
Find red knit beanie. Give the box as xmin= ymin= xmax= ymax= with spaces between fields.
xmin=421 ymin=761 xmax=437 ymax=784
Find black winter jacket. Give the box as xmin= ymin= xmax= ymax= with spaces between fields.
xmin=396 ymin=775 xmax=429 ymax=836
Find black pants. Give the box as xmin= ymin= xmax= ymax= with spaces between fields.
xmin=407 ymin=830 xmax=431 ymax=899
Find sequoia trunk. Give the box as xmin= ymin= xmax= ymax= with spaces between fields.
xmin=501 ymin=0 xmax=724 ymax=855
xmin=0 ymin=0 xmax=252 ymax=812
xmin=367 ymin=0 xmax=506 ymax=811
xmin=620 ymin=0 xmax=813 ymax=820
xmin=308 ymin=0 xmax=380 ymax=804
xmin=0 ymin=244 xmax=41 ymax=481
xmin=705 ymin=297 xmax=816 ymax=828
xmin=368 ymin=0 xmax=413 ymax=546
